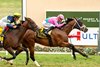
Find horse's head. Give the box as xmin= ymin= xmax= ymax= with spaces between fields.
xmin=21 ymin=17 xmax=39 ymax=31
xmin=65 ymin=18 xmax=88 ymax=33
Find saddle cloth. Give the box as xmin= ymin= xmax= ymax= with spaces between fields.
xmin=36 ymin=27 xmax=51 ymax=38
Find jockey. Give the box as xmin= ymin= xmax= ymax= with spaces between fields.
xmin=0 ymin=12 xmax=21 ymax=36
xmin=42 ymin=14 xmax=65 ymax=35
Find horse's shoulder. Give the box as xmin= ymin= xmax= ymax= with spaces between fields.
xmin=52 ymin=28 xmax=62 ymax=32
xmin=24 ymin=29 xmax=35 ymax=37
xmin=25 ymin=29 xmax=35 ymax=34
xmin=51 ymin=28 xmax=64 ymax=34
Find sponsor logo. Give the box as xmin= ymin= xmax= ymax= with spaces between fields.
xmin=68 ymin=31 xmax=98 ymax=41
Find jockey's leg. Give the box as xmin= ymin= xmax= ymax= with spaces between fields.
xmin=0 ymin=24 xmax=13 ymax=37
xmin=0 ymin=26 xmax=9 ymax=37
xmin=6 ymin=24 xmax=13 ymax=29
xmin=44 ymin=26 xmax=54 ymax=35
xmin=42 ymin=21 xmax=55 ymax=35
xmin=0 ymin=41 xmax=3 ymax=48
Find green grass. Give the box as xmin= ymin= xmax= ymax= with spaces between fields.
xmin=0 ymin=53 xmax=100 ymax=67
xmin=0 ymin=0 xmax=21 ymax=19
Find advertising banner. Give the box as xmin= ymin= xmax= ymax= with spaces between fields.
xmin=68 ymin=28 xmax=98 ymax=45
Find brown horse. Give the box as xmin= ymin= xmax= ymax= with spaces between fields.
xmin=0 ymin=17 xmax=38 ymax=65
xmin=21 ymin=17 xmax=88 ymax=66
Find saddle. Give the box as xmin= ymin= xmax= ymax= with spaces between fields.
xmin=36 ymin=27 xmax=48 ymax=38
xmin=36 ymin=27 xmax=53 ymax=46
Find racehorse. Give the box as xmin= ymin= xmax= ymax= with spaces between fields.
xmin=0 ymin=17 xmax=38 ymax=65
xmin=21 ymin=17 xmax=88 ymax=66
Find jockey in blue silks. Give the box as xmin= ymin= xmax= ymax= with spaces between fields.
xmin=0 ymin=13 xmax=21 ymax=36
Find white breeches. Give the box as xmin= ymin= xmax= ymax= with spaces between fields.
xmin=0 ymin=20 xmax=8 ymax=29
xmin=42 ymin=21 xmax=55 ymax=29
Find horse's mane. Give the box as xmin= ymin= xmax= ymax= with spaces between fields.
xmin=65 ymin=18 xmax=74 ymax=24
xmin=25 ymin=17 xmax=40 ymax=31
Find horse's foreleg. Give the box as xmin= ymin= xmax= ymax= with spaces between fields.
xmin=62 ymin=41 xmax=88 ymax=59
xmin=23 ymin=47 xmax=29 ymax=65
xmin=29 ymin=47 xmax=40 ymax=67
xmin=68 ymin=44 xmax=77 ymax=60
xmin=59 ymin=42 xmax=76 ymax=60
xmin=69 ymin=44 xmax=88 ymax=58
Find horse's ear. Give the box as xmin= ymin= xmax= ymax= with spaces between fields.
xmin=25 ymin=17 xmax=30 ymax=21
xmin=20 ymin=20 xmax=25 ymax=24
xmin=25 ymin=17 xmax=28 ymax=20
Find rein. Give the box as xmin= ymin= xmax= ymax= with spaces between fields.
xmin=71 ymin=18 xmax=81 ymax=30
xmin=29 ymin=22 xmax=35 ymax=31
xmin=74 ymin=18 xmax=81 ymax=28
xmin=21 ymin=21 xmax=35 ymax=31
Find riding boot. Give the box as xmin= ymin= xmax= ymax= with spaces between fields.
xmin=44 ymin=26 xmax=54 ymax=35
xmin=0 ymin=41 xmax=3 ymax=48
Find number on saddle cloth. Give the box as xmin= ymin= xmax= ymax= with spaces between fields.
xmin=40 ymin=27 xmax=44 ymax=33
xmin=36 ymin=27 xmax=47 ymax=38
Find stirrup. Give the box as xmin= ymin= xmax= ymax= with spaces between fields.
xmin=44 ymin=31 xmax=48 ymax=35
xmin=44 ymin=32 xmax=50 ymax=37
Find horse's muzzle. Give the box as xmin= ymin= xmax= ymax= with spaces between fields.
xmin=80 ymin=27 xmax=88 ymax=33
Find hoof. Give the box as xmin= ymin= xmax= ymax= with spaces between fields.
xmin=7 ymin=60 xmax=13 ymax=65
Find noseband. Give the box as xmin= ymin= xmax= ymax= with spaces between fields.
xmin=72 ymin=18 xmax=82 ymax=29
xmin=72 ymin=18 xmax=86 ymax=32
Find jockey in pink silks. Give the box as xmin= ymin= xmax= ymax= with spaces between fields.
xmin=42 ymin=14 xmax=65 ymax=35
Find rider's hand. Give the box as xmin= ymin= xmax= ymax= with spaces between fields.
xmin=62 ymin=20 xmax=65 ymax=22
xmin=13 ymin=25 xmax=17 ymax=28
xmin=11 ymin=23 xmax=15 ymax=25
xmin=63 ymin=22 xmax=66 ymax=24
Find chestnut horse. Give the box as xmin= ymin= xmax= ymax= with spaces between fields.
xmin=21 ymin=17 xmax=88 ymax=66
xmin=0 ymin=17 xmax=38 ymax=65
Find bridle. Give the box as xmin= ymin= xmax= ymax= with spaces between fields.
xmin=71 ymin=18 xmax=86 ymax=32
xmin=21 ymin=20 xmax=35 ymax=31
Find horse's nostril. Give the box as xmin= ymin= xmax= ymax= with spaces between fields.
xmin=86 ymin=28 xmax=88 ymax=32
xmin=84 ymin=28 xmax=88 ymax=33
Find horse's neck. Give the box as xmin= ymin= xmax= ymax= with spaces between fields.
xmin=17 ymin=26 xmax=27 ymax=39
xmin=62 ymin=24 xmax=74 ymax=35
xmin=34 ymin=24 xmax=40 ymax=31
xmin=9 ymin=26 xmax=27 ymax=40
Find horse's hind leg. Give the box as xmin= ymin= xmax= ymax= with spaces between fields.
xmin=15 ymin=47 xmax=29 ymax=65
xmin=69 ymin=44 xmax=88 ymax=58
xmin=1 ymin=47 xmax=16 ymax=65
